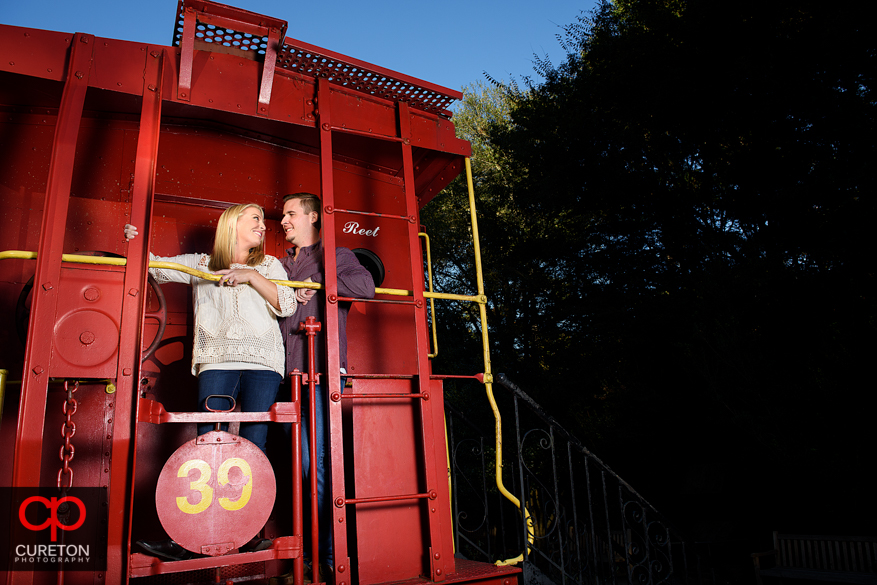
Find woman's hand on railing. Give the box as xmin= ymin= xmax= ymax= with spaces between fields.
xmin=124 ymin=224 xmax=139 ymax=241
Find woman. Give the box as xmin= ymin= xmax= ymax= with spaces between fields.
xmin=125 ymin=203 xmax=301 ymax=453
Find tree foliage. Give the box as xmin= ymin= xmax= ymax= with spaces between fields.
xmin=424 ymin=0 xmax=876 ymax=541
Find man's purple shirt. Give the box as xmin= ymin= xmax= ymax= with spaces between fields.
xmin=279 ymin=239 xmax=375 ymax=378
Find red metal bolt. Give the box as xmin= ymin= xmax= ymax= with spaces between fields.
xmin=423 ymin=392 xmax=430 ymax=401
xmin=429 ymin=490 xmax=437 ymax=500
xmin=322 ymin=123 xmax=330 ymax=131
xmin=42 ymin=282 xmax=53 ymax=291
xmin=128 ymin=288 xmax=139 ymax=297
xmin=84 ymin=287 xmax=100 ymax=301
xmin=335 ymin=497 xmax=345 ymax=507
xmin=434 ymin=552 xmax=441 ymax=560
xmin=337 ymin=565 xmax=345 ymax=573
xmin=328 ymin=294 xmax=338 ymax=304
xmin=123 ymin=368 xmax=132 ymax=376
xmin=75 ymin=71 xmax=84 ymax=79
xmin=32 ymin=366 xmax=44 ymax=376
xmin=435 ymin=569 xmax=442 ymax=576
xmin=80 ymin=331 xmax=95 ymax=345
xmin=331 ymin=392 xmax=341 ymax=402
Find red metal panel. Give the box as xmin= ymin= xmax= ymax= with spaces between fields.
xmin=48 ymin=265 xmax=124 ymax=378
xmin=0 ymin=26 xmax=71 ymax=83
xmin=352 ymin=378 xmax=428 ymax=583
xmin=89 ymin=38 xmax=159 ymax=97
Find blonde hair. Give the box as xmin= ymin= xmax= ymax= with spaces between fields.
xmin=209 ymin=203 xmax=266 ymax=271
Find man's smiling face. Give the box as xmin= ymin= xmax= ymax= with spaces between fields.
xmin=280 ymin=197 xmax=318 ymax=248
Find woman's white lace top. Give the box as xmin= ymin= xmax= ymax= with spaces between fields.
xmin=149 ymin=253 xmax=296 ymax=377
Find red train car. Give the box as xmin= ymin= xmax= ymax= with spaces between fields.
xmin=0 ymin=2 xmax=520 ymax=584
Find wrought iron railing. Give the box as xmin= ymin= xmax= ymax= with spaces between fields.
xmin=446 ymin=373 xmax=716 ymax=585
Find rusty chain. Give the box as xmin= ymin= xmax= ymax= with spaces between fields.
xmin=57 ymin=379 xmax=78 ymax=491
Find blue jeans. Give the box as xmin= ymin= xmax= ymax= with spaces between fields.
xmin=300 ymin=378 xmax=344 ymax=567
xmin=197 ymin=369 xmax=282 ymax=454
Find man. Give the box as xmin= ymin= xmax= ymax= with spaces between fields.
xmin=277 ymin=192 xmax=375 ymax=580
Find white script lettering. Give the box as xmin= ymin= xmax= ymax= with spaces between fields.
xmin=342 ymin=222 xmax=380 ymax=237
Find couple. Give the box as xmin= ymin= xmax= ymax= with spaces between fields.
xmin=130 ymin=193 xmax=375 ymax=577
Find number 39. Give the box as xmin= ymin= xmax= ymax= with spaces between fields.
xmin=176 ymin=458 xmax=253 ymax=514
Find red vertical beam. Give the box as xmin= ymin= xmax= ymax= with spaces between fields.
xmin=398 ymin=101 xmax=453 ymax=581
xmin=178 ymin=6 xmax=195 ymax=102
xmin=317 ymin=77 xmax=350 ymax=584
xmin=106 ymin=47 xmax=165 ymax=584
xmin=9 ymin=32 xmax=94 ymax=585
xmin=290 ymin=371 xmax=305 ymax=585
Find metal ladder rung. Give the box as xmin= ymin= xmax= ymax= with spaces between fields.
xmin=337 ymin=296 xmax=418 ymax=305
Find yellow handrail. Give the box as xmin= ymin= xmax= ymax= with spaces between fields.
xmin=418 ymin=232 xmax=439 ymax=358
xmin=463 ymin=158 xmax=533 ymax=566
xmin=0 ymin=250 xmax=482 ymax=303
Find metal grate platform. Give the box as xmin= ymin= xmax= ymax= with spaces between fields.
xmin=172 ymin=0 xmax=459 ymax=115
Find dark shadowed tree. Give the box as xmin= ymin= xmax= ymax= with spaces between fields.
xmin=424 ymin=0 xmax=876 ymax=545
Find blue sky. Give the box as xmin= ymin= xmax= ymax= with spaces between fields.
xmin=1 ymin=0 xmax=598 ymax=103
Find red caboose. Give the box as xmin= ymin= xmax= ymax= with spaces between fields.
xmin=0 ymin=2 xmax=519 ymax=584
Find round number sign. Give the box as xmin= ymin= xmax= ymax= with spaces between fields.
xmin=155 ymin=430 xmax=276 ymax=556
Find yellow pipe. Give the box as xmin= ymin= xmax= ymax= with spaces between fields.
xmin=1 ymin=251 xmax=490 ymax=304
xmin=444 ymin=411 xmax=455 ymax=553
xmin=464 ymin=158 xmax=533 ymax=565
xmin=419 ymin=232 xmax=439 ymax=359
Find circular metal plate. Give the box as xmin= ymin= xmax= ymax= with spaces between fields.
xmin=155 ymin=431 xmax=276 ymax=556
xmin=54 ymin=309 xmax=119 ymax=366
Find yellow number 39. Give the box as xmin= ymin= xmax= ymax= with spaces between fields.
xmin=176 ymin=458 xmax=253 ymax=514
